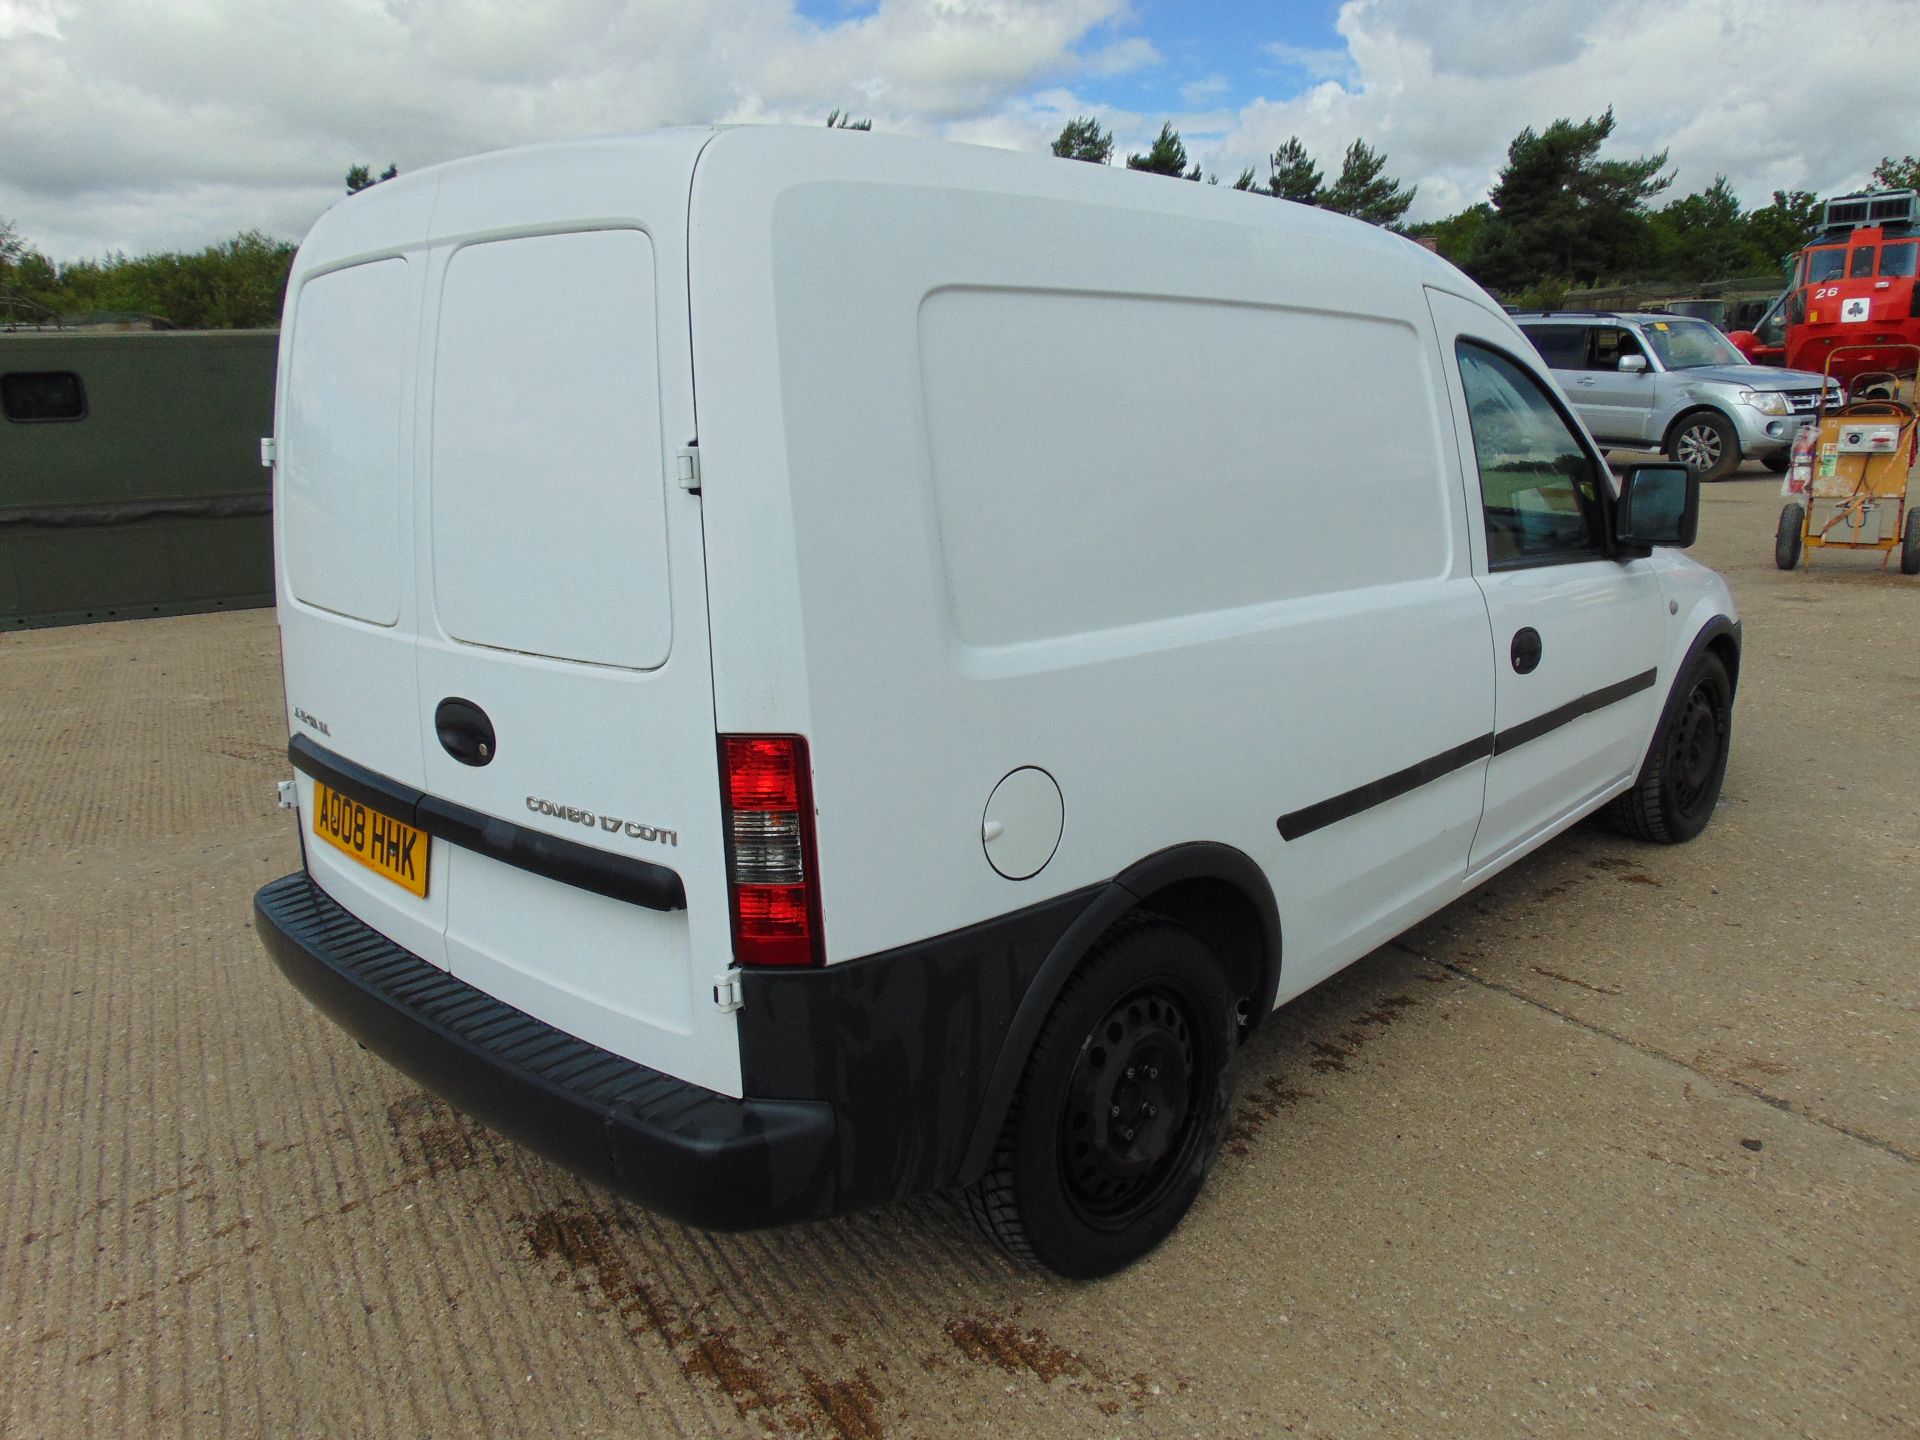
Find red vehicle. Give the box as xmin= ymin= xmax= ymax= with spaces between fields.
xmin=1730 ymin=190 xmax=1918 ymax=388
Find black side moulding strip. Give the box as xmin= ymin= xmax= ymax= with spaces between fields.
xmin=288 ymin=733 xmax=686 ymax=912
xmin=1278 ymin=732 xmax=1493 ymax=842
xmin=1492 ymin=668 xmax=1658 ymax=755
xmin=1278 ymin=667 xmax=1663 ymax=842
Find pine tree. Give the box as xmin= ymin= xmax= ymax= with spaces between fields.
xmin=1126 ymin=122 xmax=1201 ymax=180
xmin=1319 ymin=139 xmax=1415 ymax=227
xmin=1266 ymin=137 xmax=1322 ymax=203
xmin=1051 ymin=116 xmax=1114 ymax=165
xmin=1467 ymin=109 xmax=1671 ymax=290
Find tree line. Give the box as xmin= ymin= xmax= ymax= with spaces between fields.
xmin=3 ymin=127 xmax=1916 ymax=330
xmin=0 ymin=164 xmax=395 ymax=330
xmin=1054 ymin=116 xmax=1416 ymax=228
xmin=1054 ymin=111 xmax=1919 ymax=305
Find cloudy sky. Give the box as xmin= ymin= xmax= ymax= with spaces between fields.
xmin=3 ymin=0 xmax=1915 ymax=262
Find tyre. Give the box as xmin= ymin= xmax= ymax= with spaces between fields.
xmin=1605 ymin=650 xmax=1733 ymax=844
xmin=1761 ymin=450 xmax=1791 ymax=475
xmin=1666 ymin=410 xmax=1739 ymax=482
xmin=1904 ymin=508 xmax=1920 ymax=576
xmin=1776 ymin=502 xmax=1805 ymax=571
xmin=965 ymin=915 xmax=1238 ymax=1278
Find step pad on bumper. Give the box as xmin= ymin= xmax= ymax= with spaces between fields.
xmin=252 ymin=872 xmax=836 ymax=1230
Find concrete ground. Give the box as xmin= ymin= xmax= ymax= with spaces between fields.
xmin=2 ymin=464 xmax=1915 ymax=1439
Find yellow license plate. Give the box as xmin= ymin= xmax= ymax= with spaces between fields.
xmin=311 ymin=781 xmax=429 ymax=897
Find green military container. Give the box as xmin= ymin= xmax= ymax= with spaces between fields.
xmin=1 ymin=328 xmax=278 ymax=628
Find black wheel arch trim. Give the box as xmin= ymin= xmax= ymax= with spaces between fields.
xmin=952 ymin=841 xmax=1280 ymax=1188
xmin=1643 ymin=615 xmax=1741 ymax=769
xmin=1677 ymin=614 xmax=1742 ymax=697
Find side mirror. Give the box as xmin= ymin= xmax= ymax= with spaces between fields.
xmin=1615 ymin=463 xmax=1698 ymax=550
xmin=1618 ymin=353 xmax=1650 ymax=375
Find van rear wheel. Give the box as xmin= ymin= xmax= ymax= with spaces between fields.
xmin=965 ymin=916 xmax=1237 ymax=1278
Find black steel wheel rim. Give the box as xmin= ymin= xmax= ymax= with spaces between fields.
xmin=1059 ymin=984 xmax=1204 ymax=1228
xmin=1668 ymin=681 xmax=1724 ymax=814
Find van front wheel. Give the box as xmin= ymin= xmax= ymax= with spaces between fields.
xmin=1604 ymin=650 xmax=1732 ymax=844
xmin=965 ymin=916 xmax=1237 ymax=1278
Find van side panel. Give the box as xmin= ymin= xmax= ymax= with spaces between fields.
xmin=918 ymin=288 xmax=1444 ymax=642
xmin=690 ymin=133 xmax=1496 ymax=995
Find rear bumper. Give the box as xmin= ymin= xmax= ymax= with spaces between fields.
xmin=253 ymin=872 xmax=838 ymax=1231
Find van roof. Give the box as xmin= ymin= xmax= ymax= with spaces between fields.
xmin=1511 ymin=311 xmax=1717 ymax=326
xmin=295 ymin=125 xmax=1471 ymax=294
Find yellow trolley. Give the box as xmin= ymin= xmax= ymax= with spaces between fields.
xmin=1775 ymin=345 xmax=1920 ymax=573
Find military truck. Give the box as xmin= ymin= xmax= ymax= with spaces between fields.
xmin=1 ymin=328 xmax=277 ymax=628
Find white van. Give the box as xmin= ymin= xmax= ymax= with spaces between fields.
xmin=253 ymin=126 xmax=1740 ymax=1277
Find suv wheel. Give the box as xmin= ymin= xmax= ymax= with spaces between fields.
xmin=1666 ymin=410 xmax=1739 ymax=482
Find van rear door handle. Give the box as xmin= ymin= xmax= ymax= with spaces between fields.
xmin=1510 ymin=628 xmax=1543 ymax=674
xmin=435 ymin=697 xmax=497 ymax=766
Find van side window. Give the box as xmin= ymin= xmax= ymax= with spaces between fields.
xmin=1457 ymin=343 xmax=1606 ymax=570
xmin=1587 ymin=327 xmax=1644 ymax=371
xmin=2 ymin=371 xmax=87 ymax=422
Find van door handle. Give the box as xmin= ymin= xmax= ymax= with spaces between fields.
xmin=1575 ymin=376 xmax=1597 ymax=386
xmin=435 ymin=697 xmax=497 ymax=766
xmin=1510 ymin=628 xmax=1543 ymax=674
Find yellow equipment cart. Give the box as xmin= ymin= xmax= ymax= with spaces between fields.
xmin=1776 ymin=345 xmax=1920 ymax=573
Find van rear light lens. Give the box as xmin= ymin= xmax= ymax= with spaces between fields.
xmin=719 ymin=735 xmax=823 ymax=967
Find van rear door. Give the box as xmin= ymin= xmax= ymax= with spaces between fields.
xmin=410 ymin=137 xmax=741 ymax=1096
xmin=278 ymin=182 xmax=447 ymax=969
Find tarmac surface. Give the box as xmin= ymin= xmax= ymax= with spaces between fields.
xmin=2 ymin=463 xmax=1916 ymax=1438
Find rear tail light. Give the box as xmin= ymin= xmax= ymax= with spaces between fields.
xmin=718 ymin=735 xmax=823 ymax=967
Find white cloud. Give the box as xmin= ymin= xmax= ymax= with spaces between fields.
xmin=1084 ymin=35 xmax=1160 ymax=76
xmin=1180 ymin=73 xmax=1231 ymax=106
xmin=1262 ymin=42 xmax=1352 ymax=82
xmin=1201 ymin=0 xmax=1920 ymax=223
xmin=0 ymin=0 xmax=1912 ymax=261
xmin=0 ymin=0 xmax=1129 ymax=257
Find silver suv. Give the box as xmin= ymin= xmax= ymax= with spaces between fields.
xmin=1514 ymin=312 xmax=1840 ymax=480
